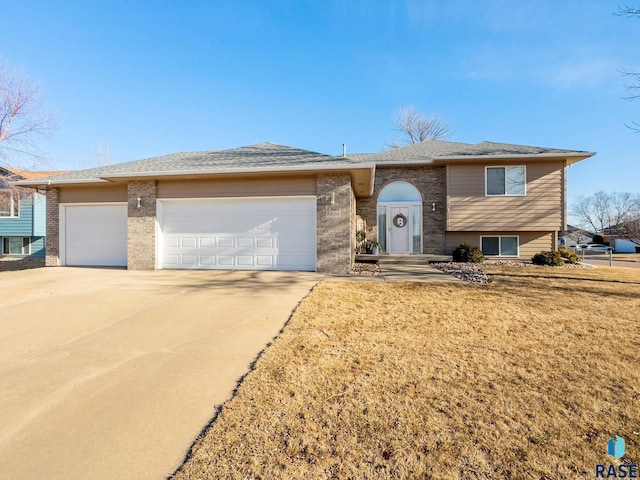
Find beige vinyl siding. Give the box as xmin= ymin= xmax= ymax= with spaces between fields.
xmin=157 ymin=176 xmax=317 ymax=198
xmin=447 ymin=161 xmax=565 ymax=231
xmin=59 ymin=185 xmax=127 ymax=203
xmin=445 ymin=231 xmax=554 ymax=259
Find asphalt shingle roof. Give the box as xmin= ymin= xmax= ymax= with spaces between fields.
xmin=348 ymin=140 xmax=591 ymax=163
xmin=18 ymin=140 xmax=593 ymax=185
xmin=30 ymin=142 xmax=363 ymax=183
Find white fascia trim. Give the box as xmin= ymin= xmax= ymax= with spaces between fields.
xmin=15 ymin=178 xmax=112 ymax=187
xmin=436 ymin=152 xmax=595 ymax=161
xmin=98 ymin=163 xmax=376 ymax=179
xmin=157 ymin=195 xmax=317 ymax=203
xmin=372 ymin=152 xmax=594 ymax=167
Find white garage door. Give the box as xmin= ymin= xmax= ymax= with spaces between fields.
xmin=159 ymin=197 xmax=316 ymax=271
xmin=63 ymin=204 xmax=128 ymax=267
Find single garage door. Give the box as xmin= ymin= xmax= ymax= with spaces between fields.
xmin=159 ymin=197 xmax=316 ymax=271
xmin=63 ymin=204 xmax=128 ymax=267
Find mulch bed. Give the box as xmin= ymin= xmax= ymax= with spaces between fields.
xmin=0 ymin=257 xmax=45 ymax=272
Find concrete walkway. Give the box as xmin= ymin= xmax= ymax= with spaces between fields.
xmin=379 ymin=263 xmax=462 ymax=282
xmin=324 ymin=263 xmax=461 ymax=283
xmin=0 ymin=268 xmax=320 ymax=480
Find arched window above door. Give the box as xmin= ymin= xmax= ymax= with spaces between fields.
xmin=378 ymin=181 xmax=421 ymax=202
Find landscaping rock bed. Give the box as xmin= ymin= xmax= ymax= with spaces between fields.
xmin=431 ymin=260 xmax=594 ymax=284
xmin=431 ymin=262 xmax=491 ymax=284
xmin=485 ymin=260 xmax=593 ymax=269
xmin=351 ymin=262 xmax=383 ymax=277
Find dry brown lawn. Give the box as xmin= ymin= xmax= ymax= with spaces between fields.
xmin=172 ymin=267 xmax=640 ymax=480
xmin=612 ymin=253 xmax=640 ymax=262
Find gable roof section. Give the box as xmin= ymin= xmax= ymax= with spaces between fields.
xmin=349 ymin=140 xmax=594 ymax=165
xmin=1 ymin=166 xmax=69 ymax=180
xmin=15 ymin=142 xmax=376 ymax=196
xmin=1 ymin=166 xmax=69 ymax=191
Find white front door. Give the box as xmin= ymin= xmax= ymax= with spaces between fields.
xmin=388 ymin=205 xmax=411 ymax=254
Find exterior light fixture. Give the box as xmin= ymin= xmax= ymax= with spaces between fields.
xmin=330 ymin=192 xmax=335 ymax=205
xmin=136 ymin=196 xmax=142 ymax=209
xmin=432 ymin=202 xmax=436 ymax=211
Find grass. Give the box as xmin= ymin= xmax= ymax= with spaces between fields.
xmin=612 ymin=253 xmax=640 ymax=262
xmin=172 ymin=267 xmax=640 ymax=480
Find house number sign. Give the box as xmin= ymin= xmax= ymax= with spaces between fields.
xmin=393 ymin=213 xmax=407 ymax=228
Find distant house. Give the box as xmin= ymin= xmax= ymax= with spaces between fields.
xmin=0 ymin=167 xmax=65 ymax=257
xmin=558 ymin=225 xmax=595 ymax=247
xmin=17 ymin=140 xmax=594 ymax=272
xmin=602 ymin=224 xmax=640 ymax=253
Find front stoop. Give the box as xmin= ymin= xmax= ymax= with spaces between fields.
xmin=356 ymin=254 xmax=453 ymax=265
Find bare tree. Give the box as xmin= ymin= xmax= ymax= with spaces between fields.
xmin=387 ymin=105 xmax=450 ymax=148
xmin=77 ymin=144 xmax=114 ymax=169
xmin=572 ymin=191 xmax=640 ymax=242
xmin=0 ymin=64 xmax=56 ymax=167
xmin=616 ymin=5 xmax=640 ymax=131
xmin=615 ymin=4 xmax=640 ymax=16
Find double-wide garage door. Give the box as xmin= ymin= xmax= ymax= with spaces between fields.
xmin=159 ymin=197 xmax=316 ymax=271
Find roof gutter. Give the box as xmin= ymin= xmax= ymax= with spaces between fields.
xmin=372 ymin=151 xmax=595 ymax=168
xmin=14 ymin=178 xmax=114 ymax=187
xmin=95 ymin=163 xmax=375 ymax=180
xmin=14 ymin=163 xmax=377 ymax=188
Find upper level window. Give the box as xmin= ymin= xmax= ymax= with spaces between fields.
xmin=486 ymin=166 xmax=526 ymax=196
xmin=0 ymin=191 xmax=18 ymax=217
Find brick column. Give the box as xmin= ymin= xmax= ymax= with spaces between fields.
xmin=45 ymin=187 xmax=60 ymax=266
xmin=127 ymin=181 xmax=157 ymax=270
xmin=316 ymin=174 xmax=354 ymax=274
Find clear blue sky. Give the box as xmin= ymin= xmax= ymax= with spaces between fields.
xmin=3 ymin=0 xmax=639 ymax=210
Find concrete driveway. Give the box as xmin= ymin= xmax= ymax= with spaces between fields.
xmin=0 ymin=267 xmax=320 ymax=480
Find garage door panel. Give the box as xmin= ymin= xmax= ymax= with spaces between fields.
xmin=64 ymin=205 xmax=127 ymax=267
xmin=160 ymin=198 xmax=316 ymax=271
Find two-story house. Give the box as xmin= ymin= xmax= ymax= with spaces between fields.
xmin=0 ymin=167 xmax=49 ymax=257
xmin=16 ymin=140 xmax=594 ymax=273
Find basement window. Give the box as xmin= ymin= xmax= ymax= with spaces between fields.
xmin=2 ymin=237 xmax=31 ymax=255
xmin=481 ymin=236 xmax=519 ymax=257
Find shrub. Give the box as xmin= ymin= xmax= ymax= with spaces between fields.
xmin=452 ymin=243 xmax=484 ymax=263
xmin=531 ymin=251 xmax=564 ymax=266
xmin=557 ymin=246 xmax=580 ymax=264
xmin=592 ymin=234 xmax=604 ymax=244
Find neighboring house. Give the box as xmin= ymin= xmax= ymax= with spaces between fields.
xmin=602 ymin=224 xmax=640 ymax=253
xmin=0 ymin=167 xmax=56 ymax=257
xmin=16 ymin=140 xmax=594 ymax=273
xmin=558 ymin=225 xmax=595 ymax=248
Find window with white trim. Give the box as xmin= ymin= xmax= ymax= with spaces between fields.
xmin=0 ymin=191 xmax=19 ymax=217
xmin=486 ymin=166 xmax=526 ymax=196
xmin=481 ymin=236 xmax=519 ymax=257
xmin=2 ymin=237 xmax=31 ymax=255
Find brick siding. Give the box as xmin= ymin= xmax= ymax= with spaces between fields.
xmin=356 ymin=166 xmax=447 ymax=254
xmin=316 ymin=174 xmax=354 ymax=274
xmin=45 ymin=187 xmax=60 ymax=266
xmin=127 ymin=181 xmax=157 ymax=270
